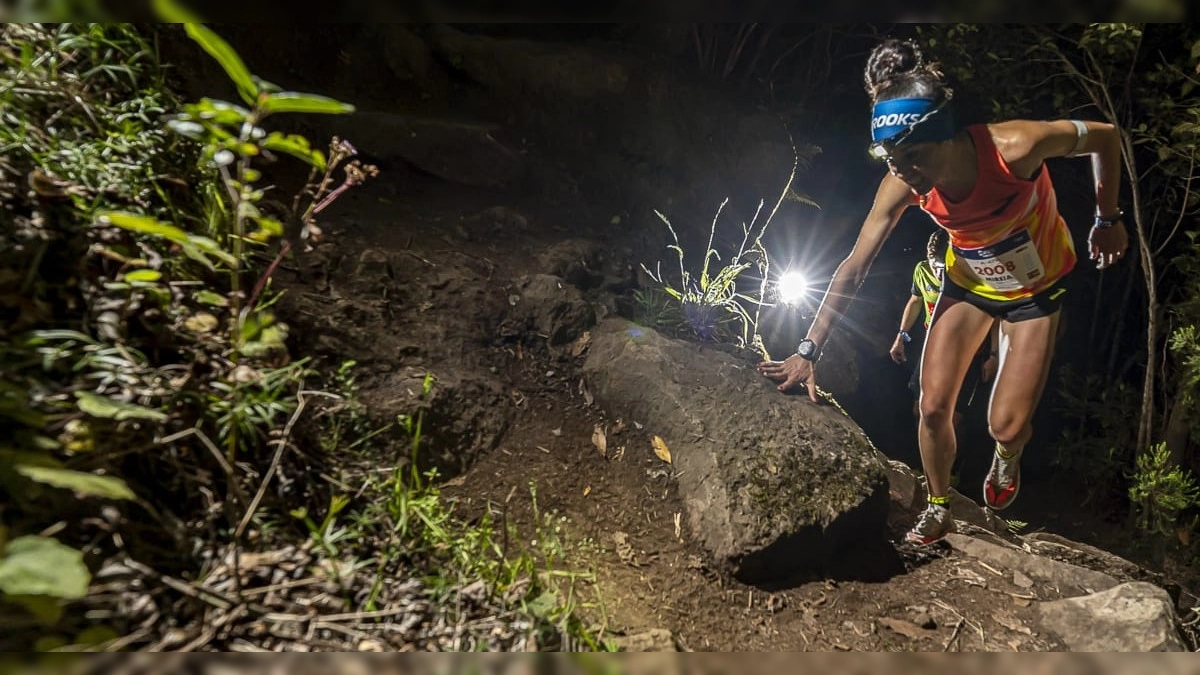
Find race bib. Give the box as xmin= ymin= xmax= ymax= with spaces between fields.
xmin=953 ymin=229 xmax=1045 ymax=292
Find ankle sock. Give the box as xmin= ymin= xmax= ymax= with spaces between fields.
xmin=995 ymin=443 xmax=1020 ymax=461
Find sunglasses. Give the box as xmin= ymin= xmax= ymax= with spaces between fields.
xmin=868 ymin=99 xmax=952 ymax=161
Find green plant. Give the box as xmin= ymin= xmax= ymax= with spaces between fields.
xmin=641 ymin=198 xmax=771 ymax=348
xmin=311 ymin=368 xmax=613 ymax=649
xmin=630 ymin=286 xmax=685 ymax=334
xmin=1006 ymin=519 xmax=1029 ymax=535
xmin=640 ymin=151 xmax=813 ymax=356
xmin=0 ymin=19 xmax=371 ymax=644
xmin=291 ymin=494 xmax=351 ymax=556
xmin=95 ymin=21 xmax=372 ymax=461
xmin=1130 ymin=442 xmax=1200 ymax=539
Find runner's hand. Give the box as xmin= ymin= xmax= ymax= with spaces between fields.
xmin=1088 ymin=220 xmax=1129 ymax=270
xmin=757 ymin=354 xmax=818 ymax=402
xmin=981 ymin=353 xmax=998 ymax=383
xmin=889 ymin=336 xmax=906 ymax=364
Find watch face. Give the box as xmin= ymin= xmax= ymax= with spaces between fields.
xmin=797 ymin=340 xmax=817 ymax=359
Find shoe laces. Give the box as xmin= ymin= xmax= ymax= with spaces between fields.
xmin=991 ymin=449 xmax=1021 ymax=486
xmin=914 ymin=504 xmax=949 ymax=533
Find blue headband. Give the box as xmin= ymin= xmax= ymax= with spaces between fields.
xmin=871 ymin=98 xmax=937 ymax=142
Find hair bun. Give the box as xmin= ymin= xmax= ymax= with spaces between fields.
xmin=865 ymin=39 xmax=925 ymax=97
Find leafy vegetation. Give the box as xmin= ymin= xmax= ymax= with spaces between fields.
xmin=638 ymin=148 xmax=814 ymax=358
xmin=0 ymin=21 xmax=603 ymax=651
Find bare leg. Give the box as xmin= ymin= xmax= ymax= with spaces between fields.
xmin=988 ymin=311 xmax=1061 ymax=457
xmin=917 ymin=299 xmax=994 ymax=498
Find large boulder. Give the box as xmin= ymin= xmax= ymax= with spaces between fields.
xmin=582 ymin=318 xmax=891 ymax=584
xmin=1035 ymin=582 xmax=1185 ymax=651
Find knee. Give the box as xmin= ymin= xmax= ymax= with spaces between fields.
xmin=919 ymin=394 xmax=956 ymax=428
xmin=989 ymin=414 xmax=1030 ymax=445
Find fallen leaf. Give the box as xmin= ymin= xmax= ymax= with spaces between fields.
xmin=878 ymin=617 xmax=934 ymax=640
xmin=1012 ymin=570 xmax=1034 ymax=589
xmin=992 ymin=609 xmax=1032 ymax=636
xmin=184 ymin=312 xmax=219 ymax=333
xmin=579 ymin=378 xmax=594 ymax=406
xmin=229 ymin=364 xmax=262 ymax=384
xmin=592 ymin=425 xmax=607 ymax=457
xmin=1011 ymin=596 xmax=1032 ymax=607
xmin=613 ymin=531 xmax=638 ymax=566
xmin=651 ymin=435 xmax=671 ymax=464
xmin=673 ymin=512 xmax=682 ymax=541
xmin=583 ymin=486 xmax=592 ymax=497
xmin=611 ymin=419 xmax=626 ymax=435
xmin=570 ymin=331 xmax=592 ymax=357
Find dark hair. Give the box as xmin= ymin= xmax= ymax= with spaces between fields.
xmin=864 ymin=39 xmax=949 ymax=104
xmin=926 ymin=229 xmax=948 ymax=261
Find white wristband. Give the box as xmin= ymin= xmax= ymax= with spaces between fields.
xmin=1068 ymin=120 xmax=1088 ymax=156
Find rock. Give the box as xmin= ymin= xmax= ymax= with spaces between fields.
xmin=1036 ymin=582 xmax=1185 ymax=651
xmin=946 ymin=534 xmax=1119 ymax=596
xmin=879 ymin=453 xmax=1012 ymax=538
xmin=535 ymin=238 xmax=608 ymax=291
xmin=1022 ymin=531 xmax=1151 ymax=584
xmin=614 ymin=628 xmax=677 ymax=652
xmin=504 ymin=274 xmax=596 ymax=346
xmin=583 ymin=318 xmax=893 ymax=584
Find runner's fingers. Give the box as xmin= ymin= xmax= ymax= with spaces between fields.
xmin=778 ymin=372 xmax=798 ymax=392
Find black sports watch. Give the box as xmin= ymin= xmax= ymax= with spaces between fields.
xmin=1094 ymin=209 xmax=1124 ymax=229
xmin=796 ymin=338 xmax=822 ymax=362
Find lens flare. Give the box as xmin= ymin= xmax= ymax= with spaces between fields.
xmin=777 ymin=271 xmax=808 ymax=306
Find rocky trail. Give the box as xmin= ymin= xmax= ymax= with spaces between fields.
xmin=204 ymin=25 xmax=1200 ymax=651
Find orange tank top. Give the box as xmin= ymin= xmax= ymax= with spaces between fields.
xmin=918 ymin=124 xmax=1076 ymax=301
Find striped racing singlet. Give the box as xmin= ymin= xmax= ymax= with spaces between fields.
xmin=917 ymin=124 xmax=1076 ymax=301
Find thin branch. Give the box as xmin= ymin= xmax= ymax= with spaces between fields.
xmin=234 ymin=389 xmax=339 ymax=540
xmin=1154 ymin=148 xmax=1197 ymax=257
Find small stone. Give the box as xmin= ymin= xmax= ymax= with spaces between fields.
xmin=913 ymin=613 xmax=937 ymax=630
xmin=1013 ymin=570 xmax=1034 ymax=589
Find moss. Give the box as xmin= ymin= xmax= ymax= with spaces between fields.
xmin=742 ymin=430 xmax=883 ymax=531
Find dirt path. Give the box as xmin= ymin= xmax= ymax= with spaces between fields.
xmin=270 ymin=162 xmax=1187 ymax=651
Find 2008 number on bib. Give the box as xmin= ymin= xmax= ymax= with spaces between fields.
xmin=955 ymin=230 xmax=1045 ymax=293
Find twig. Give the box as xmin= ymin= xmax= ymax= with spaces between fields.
xmin=122 ymin=558 xmax=237 ymax=610
xmin=177 ymin=626 xmax=217 ymax=653
xmin=159 ymin=426 xmax=248 ymax=509
xmin=234 ymin=390 xmax=338 ymax=540
xmin=238 ymin=576 xmax=324 ymax=597
xmin=932 ymin=599 xmax=985 ymax=647
xmin=264 ymin=606 xmax=417 ymax=623
xmin=100 ymin=627 xmax=152 ymax=652
xmin=975 ymin=560 xmax=1004 ymax=576
xmin=943 ymin=618 xmax=964 ymax=651
xmin=1153 ymin=148 xmax=1197 ymax=257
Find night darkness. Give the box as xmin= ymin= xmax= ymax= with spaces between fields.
xmin=8 ymin=18 xmax=1200 ymax=653
xmin=174 ymin=22 xmax=1157 ymax=499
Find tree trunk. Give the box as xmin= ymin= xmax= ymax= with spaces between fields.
xmin=1122 ymin=130 xmax=1159 ymax=458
